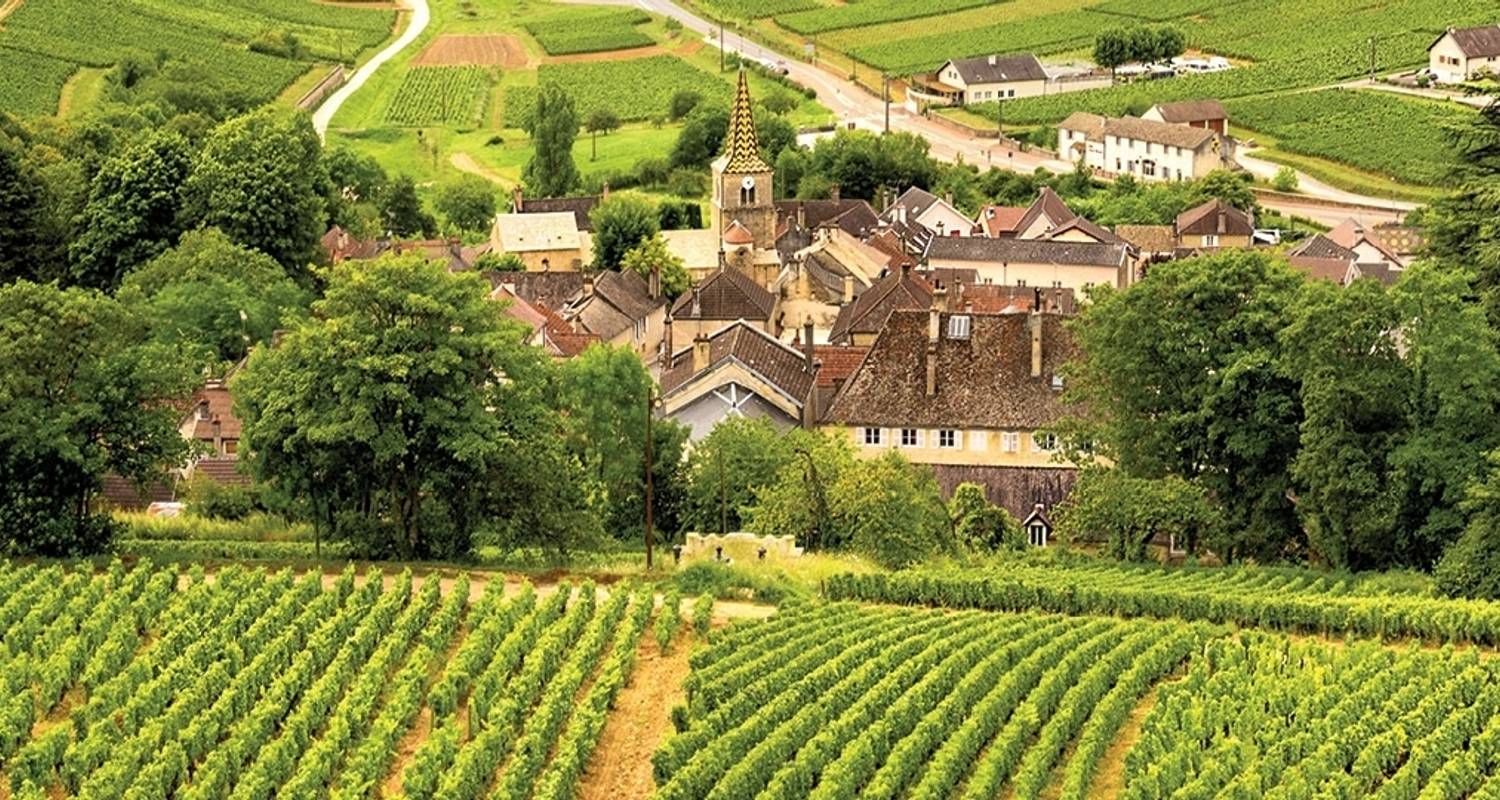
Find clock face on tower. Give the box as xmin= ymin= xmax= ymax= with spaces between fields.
xmin=741 ymin=176 xmax=755 ymax=190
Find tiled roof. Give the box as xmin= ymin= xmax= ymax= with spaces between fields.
xmin=1288 ymin=234 xmax=1356 ymax=262
xmin=829 ymin=267 xmax=933 ymax=344
xmin=1014 ymin=187 xmax=1078 ymax=238
xmin=1062 ymin=112 xmax=1220 ymax=150
xmin=660 ymin=321 xmax=815 ymax=404
xmin=975 ymin=205 xmax=1028 ymax=237
xmin=1116 ymin=224 xmax=1177 ymax=254
xmin=537 ymin=303 xmax=599 ymax=357
xmin=495 ymin=271 xmax=586 ymax=310
xmin=944 ymin=53 xmax=1046 ymax=85
xmin=192 ymin=457 xmax=251 ymax=488
xmin=1040 ymin=216 xmax=1125 ymax=246
xmin=672 ymin=266 xmax=776 ymax=321
xmin=1176 ymin=199 xmax=1254 ymax=237
xmin=722 ymin=69 xmax=771 ymax=174
xmin=573 ymin=271 xmax=666 ymax=340
xmin=1149 ymin=99 xmax=1228 ymax=123
xmin=392 ymin=239 xmax=472 ymax=271
xmin=806 ymin=345 xmax=869 ymax=388
xmin=185 ymin=381 xmax=242 ymax=442
xmin=494 ymin=212 xmax=582 ymax=253
xmin=1328 ymin=218 xmax=1403 ymax=264
xmin=517 ymin=195 xmax=600 ymax=231
xmin=823 ymin=309 xmax=1076 ymax=429
xmin=956 ymin=284 xmax=1076 ymax=315
xmin=1288 ymin=255 xmax=1354 ymax=284
xmin=924 ymin=236 xmax=1129 ymax=268
xmin=490 ymin=286 xmax=549 ymax=337
xmin=723 ymin=220 xmax=755 ymax=245
xmin=99 ymin=474 xmax=176 ymax=510
xmin=1442 ymin=25 xmax=1500 ymax=58
xmin=1349 ymin=262 xmax=1402 ymax=286
xmin=775 ymin=199 xmax=881 ymax=239
xmin=885 ymin=187 xmax=941 ymax=223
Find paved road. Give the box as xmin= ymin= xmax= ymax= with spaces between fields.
xmin=312 ymin=0 xmax=431 ymax=139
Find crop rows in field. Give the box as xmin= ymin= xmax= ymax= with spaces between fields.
xmin=0 ymin=561 xmax=655 ymax=800
xmin=0 ymin=0 xmax=393 ymax=115
xmin=1086 ymin=0 xmax=1227 ymax=21
xmin=662 ymin=603 xmax=1500 ymax=798
xmin=774 ymin=0 xmax=995 ymax=36
xmin=522 ymin=8 xmax=654 ymax=56
xmin=0 ymin=47 xmax=76 ymax=117
xmin=692 ymin=0 xmax=821 ymax=20
xmin=849 ymin=9 xmax=1113 ymax=75
xmin=385 ymin=66 xmax=491 ymax=127
xmin=827 ymin=560 xmax=1500 ymax=645
xmin=1226 ymin=89 xmax=1467 ymax=186
xmin=502 ymin=55 xmax=731 ymax=128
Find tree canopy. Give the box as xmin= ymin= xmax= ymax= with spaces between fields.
xmin=523 ymin=83 xmax=580 ymax=199
xmin=590 ymin=192 xmax=660 ymax=270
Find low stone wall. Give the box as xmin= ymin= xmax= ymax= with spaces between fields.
xmin=682 ymin=532 xmax=802 ymax=563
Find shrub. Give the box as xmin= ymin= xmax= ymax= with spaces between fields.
xmin=668 ymin=90 xmax=702 ymax=121
xmin=671 ymin=561 xmax=804 ymax=604
xmin=1272 ymin=166 xmax=1299 ymax=193
xmin=691 ymin=594 xmax=713 ymax=637
xmin=183 ymin=476 xmax=259 ymax=521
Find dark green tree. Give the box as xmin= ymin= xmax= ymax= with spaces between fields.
xmin=1186 ymin=169 xmax=1256 ymax=212
xmin=684 ymin=417 xmax=807 ymax=533
xmin=1435 ymin=452 xmax=1500 ymax=599
xmin=0 ymin=281 xmax=196 ymax=555
xmin=589 ymin=191 xmax=659 ymax=270
xmin=434 ymin=175 xmax=496 ymax=233
xmin=584 ymin=108 xmax=621 ymax=161
xmin=118 ymin=228 xmax=309 ymax=367
xmin=1426 ymin=99 xmax=1500 ymax=321
xmin=1053 ymin=469 xmax=1217 ymax=560
xmin=831 ymin=451 xmax=954 ymax=568
xmin=70 ymin=130 xmax=194 ymax=290
xmin=948 ymin=483 xmax=1024 ymax=552
xmin=234 ymin=253 xmax=540 ymax=559
xmin=1065 ymin=250 xmax=1304 ymax=561
xmin=383 ymin=175 xmax=436 ymax=238
xmin=669 ymin=104 xmax=729 ymax=170
xmin=1093 ymin=29 xmax=1131 ymax=80
xmin=183 ymin=108 xmax=327 ymax=278
xmin=0 ymin=135 xmax=62 ymax=284
xmin=523 ymin=83 xmax=580 ymax=198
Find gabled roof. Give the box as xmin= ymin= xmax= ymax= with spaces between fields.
xmin=516 ymin=195 xmax=600 ymax=231
xmin=184 ymin=380 xmax=242 ymax=442
xmin=1327 ymin=218 xmax=1403 ymax=265
xmin=495 ymin=212 xmax=582 ymax=253
xmin=660 ymin=321 xmax=816 ymax=405
xmin=1015 ymin=187 xmax=1077 ymax=238
xmin=1435 ymin=25 xmax=1500 ymax=58
xmin=537 ymin=303 xmax=599 ymax=357
xmin=672 ymin=266 xmax=776 ymax=321
xmin=955 ymin=284 xmax=1076 ymax=315
xmin=886 ymin=187 xmax=942 ymax=222
xmin=828 ymin=267 xmax=933 ymax=344
xmin=1061 ymin=112 xmax=1220 ymax=150
xmin=942 ymin=53 xmax=1046 ymax=85
xmin=924 ymin=236 xmax=1130 ymax=268
xmin=494 ymin=271 xmax=586 ymax=310
xmin=723 ymin=220 xmax=755 ymax=245
xmin=1288 ymin=234 xmax=1357 ymax=262
xmin=1348 ymin=262 xmax=1403 ymax=286
xmin=571 ymin=271 xmax=666 ymax=340
xmin=1286 ymin=234 xmax=1358 ymax=283
xmin=1039 ymin=216 xmax=1125 ymax=246
xmin=974 ymin=205 xmax=1028 ymax=237
xmin=1175 ymin=199 xmax=1254 ymax=237
xmin=1149 ymin=99 xmax=1228 ymax=124
xmin=823 ymin=310 xmax=1076 ymax=429
xmin=775 ymin=199 xmax=881 ymax=239
xmin=721 ymin=69 xmax=772 ymax=175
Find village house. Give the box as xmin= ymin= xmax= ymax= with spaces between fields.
xmin=828 ymin=265 xmax=934 ymax=346
xmin=1174 ymin=198 xmax=1255 ymax=252
xmin=564 ymin=271 xmax=668 ymax=358
xmin=1429 ymin=25 xmax=1500 ymax=83
xmin=1057 ymin=112 xmax=1235 ymax=182
xmin=490 ymin=211 xmax=591 ymax=271
xmin=820 ymin=293 xmax=1078 ymax=539
xmin=103 ymin=376 xmax=251 ymax=509
xmin=1287 ymin=218 xmax=1408 ymax=285
xmin=660 ymin=321 xmax=823 ymax=441
xmin=924 ymin=53 xmax=1048 ymax=105
xmin=669 ymin=265 xmax=780 ymax=343
xmin=509 ymin=188 xmax=602 ymax=231
xmin=1142 ymin=100 xmax=1230 ymax=136
xmin=883 ymin=187 xmax=973 ymax=239
xmin=923 ymin=236 xmax=1133 ymax=292
xmin=776 ymin=227 xmax=889 ymax=338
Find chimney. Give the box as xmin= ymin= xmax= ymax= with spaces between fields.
xmin=830 ymin=184 xmax=841 ymax=202
xmin=803 ymin=320 xmax=816 ymax=374
xmin=944 ymin=191 xmax=954 ymax=208
xmin=692 ymin=333 xmax=711 ymax=372
xmin=802 ymin=321 xmax=819 ymax=427
xmin=211 ymin=420 xmax=223 ymax=455
xmin=649 ymin=264 xmax=662 ymax=300
xmin=896 ymin=203 xmax=908 ymax=225
xmin=932 ymin=284 xmax=949 ymax=314
xmin=796 ymin=260 xmax=810 ymax=299
xmin=796 ymin=203 xmax=806 ymax=230
xmin=511 ymin=187 xmax=524 ymax=212
xmin=662 ymin=308 xmax=674 ymax=367
xmin=842 ymin=274 xmax=855 ymax=303
xmin=583 ymin=273 xmax=595 ymax=298
xmin=691 ymin=286 xmax=701 ymax=317
xmin=1029 ymin=307 xmax=1044 ymax=378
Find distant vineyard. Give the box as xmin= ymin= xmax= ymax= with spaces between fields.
xmin=0 ymin=47 xmax=76 ymax=117
xmin=385 ymin=66 xmax=491 ymax=127
xmin=522 ymin=8 xmax=654 ymax=56
xmin=0 ymin=0 xmax=394 ymax=116
xmin=827 ymin=560 xmax=1500 ymax=645
xmin=659 ymin=603 xmax=1500 ymax=798
xmin=0 ymin=561 xmax=654 ymax=800
xmin=1226 ymin=89 xmax=1467 ymax=186
xmin=775 ymin=0 xmax=995 ymax=36
xmin=849 ymin=9 xmax=1113 ymax=74
xmin=503 ymin=55 xmax=731 ymax=128
xmin=689 ymin=0 xmax=821 ymax=20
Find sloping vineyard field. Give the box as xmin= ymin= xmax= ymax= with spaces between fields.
xmin=0 ymin=0 xmax=393 ymax=115
xmin=385 ymin=66 xmax=492 ymax=127
xmin=502 ymin=56 xmax=731 ymax=127
xmin=521 ymin=8 xmax=654 ymax=56
xmin=660 ymin=603 xmax=1500 ymax=799
xmin=0 ymin=561 xmax=655 ymax=800
xmin=827 ymin=561 xmax=1500 ymax=644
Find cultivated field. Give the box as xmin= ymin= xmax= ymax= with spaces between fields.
xmin=658 ymin=603 xmax=1500 ymax=799
xmin=411 ymin=35 xmax=529 ymax=68
xmin=385 ymin=66 xmax=492 ymax=127
xmin=0 ymin=0 xmax=394 ymax=116
xmin=0 ymin=561 xmax=655 ymax=800
xmin=501 ymin=55 xmax=732 ymax=127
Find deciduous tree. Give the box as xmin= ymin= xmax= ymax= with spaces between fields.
xmin=590 ymin=192 xmax=659 ymax=270
xmin=434 ymin=175 xmax=496 ymax=233
xmin=523 ymin=82 xmax=580 ymax=198
xmin=621 ymin=233 xmax=689 ymax=298
xmin=70 ymin=131 xmax=194 ymax=289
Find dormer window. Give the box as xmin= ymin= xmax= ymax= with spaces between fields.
xmin=948 ymin=315 xmax=971 ymax=340
xmin=196 ymin=402 xmax=211 ymax=421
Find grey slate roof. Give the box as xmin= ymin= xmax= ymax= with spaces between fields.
xmin=924 ymin=236 xmax=1129 ymax=268
xmin=1440 ymin=26 xmax=1500 ymax=58
xmin=944 ymin=53 xmax=1046 ymax=85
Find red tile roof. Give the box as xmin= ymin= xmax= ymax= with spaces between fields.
xmin=185 ymin=381 xmax=241 ymax=442
xmin=828 ymin=268 xmax=933 ymax=344
xmin=975 ymin=205 xmax=1028 ymax=237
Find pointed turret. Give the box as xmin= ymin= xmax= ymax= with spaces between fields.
xmin=722 ymin=68 xmax=771 ymax=175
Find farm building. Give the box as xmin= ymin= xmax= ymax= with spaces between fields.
xmin=1142 ymin=99 xmax=1230 ymax=136
xmin=1057 ymin=112 xmax=1236 ymax=182
xmin=1428 ymin=25 xmax=1500 ymax=83
xmin=916 ymin=53 xmax=1048 ymax=106
xmin=490 ymin=212 xmax=591 ymax=271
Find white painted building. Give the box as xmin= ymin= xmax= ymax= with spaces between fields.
xmin=1057 ymin=112 xmax=1234 ymax=182
xmin=1429 ymin=25 xmax=1500 ymax=83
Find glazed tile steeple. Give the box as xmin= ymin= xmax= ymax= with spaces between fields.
xmin=722 ymin=68 xmax=771 ymax=175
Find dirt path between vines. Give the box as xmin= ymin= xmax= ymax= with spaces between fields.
xmin=1086 ymin=686 xmax=1162 ymax=798
xmin=577 ymin=632 xmax=693 ymax=800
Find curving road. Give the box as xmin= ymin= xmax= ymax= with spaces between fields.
xmin=312 ymin=0 xmax=432 ymax=139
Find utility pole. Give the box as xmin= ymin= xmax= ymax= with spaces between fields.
xmin=644 ymin=386 xmax=656 ymax=570
xmin=880 ymin=74 xmax=889 ymax=122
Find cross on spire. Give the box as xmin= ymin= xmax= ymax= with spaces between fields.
xmin=722 ymin=68 xmax=771 ymax=174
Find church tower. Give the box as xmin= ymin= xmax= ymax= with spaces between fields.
xmin=712 ymin=69 xmax=776 ymax=251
